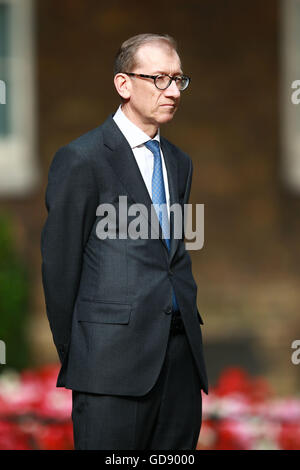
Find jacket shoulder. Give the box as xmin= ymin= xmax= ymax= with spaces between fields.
xmin=54 ymin=113 xmax=118 ymax=164
xmin=49 ymin=118 xmax=111 ymax=174
xmin=63 ymin=124 xmax=104 ymax=157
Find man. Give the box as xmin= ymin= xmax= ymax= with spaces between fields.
xmin=41 ymin=33 xmax=208 ymax=450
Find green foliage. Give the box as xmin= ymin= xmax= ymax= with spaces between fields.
xmin=0 ymin=212 xmax=29 ymax=370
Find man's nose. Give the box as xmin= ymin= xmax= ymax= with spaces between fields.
xmin=164 ymin=79 xmax=181 ymax=98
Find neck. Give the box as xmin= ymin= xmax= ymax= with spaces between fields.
xmin=121 ymin=104 xmax=158 ymax=139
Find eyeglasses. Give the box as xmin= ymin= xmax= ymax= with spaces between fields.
xmin=123 ymin=72 xmax=190 ymax=91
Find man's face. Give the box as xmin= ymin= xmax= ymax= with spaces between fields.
xmin=123 ymin=42 xmax=182 ymax=130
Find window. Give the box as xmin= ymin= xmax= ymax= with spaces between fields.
xmin=0 ymin=0 xmax=38 ymax=195
xmin=281 ymin=0 xmax=300 ymax=193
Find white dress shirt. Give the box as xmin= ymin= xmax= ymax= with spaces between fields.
xmin=113 ymin=105 xmax=170 ymax=219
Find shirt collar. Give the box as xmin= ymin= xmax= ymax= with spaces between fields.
xmin=113 ymin=104 xmax=160 ymax=149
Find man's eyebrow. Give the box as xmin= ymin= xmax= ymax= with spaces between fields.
xmin=151 ymin=70 xmax=183 ymax=75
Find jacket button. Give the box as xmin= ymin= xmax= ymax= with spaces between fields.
xmin=165 ymin=306 xmax=172 ymax=314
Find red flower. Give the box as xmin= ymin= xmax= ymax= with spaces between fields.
xmin=33 ymin=423 xmax=74 ymax=450
xmin=278 ymin=423 xmax=300 ymax=450
xmin=214 ymin=367 xmax=272 ymax=403
xmin=0 ymin=420 xmax=31 ymax=450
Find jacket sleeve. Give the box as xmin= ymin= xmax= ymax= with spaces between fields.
xmin=41 ymin=145 xmax=98 ymax=363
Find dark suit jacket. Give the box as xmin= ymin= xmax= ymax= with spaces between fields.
xmin=41 ymin=114 xmax=208 ymax=396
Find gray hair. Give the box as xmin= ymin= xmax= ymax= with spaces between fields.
xmin=113 ymin=33 xmax=178 ymax=76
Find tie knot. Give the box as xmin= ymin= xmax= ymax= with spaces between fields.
xmin=144 ymin=140 xmax=160 ymax=157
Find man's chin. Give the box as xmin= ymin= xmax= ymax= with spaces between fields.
xmin=158 ymin=108 xmax=177 ymax=124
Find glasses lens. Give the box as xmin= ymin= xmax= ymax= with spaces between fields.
xmin=154 ymin=75 xmax=190 ymax=91
xmin=155 ymin=75 xmax=171 ymax=90
xmin=177 ymin=76 xmax=189 ymax=91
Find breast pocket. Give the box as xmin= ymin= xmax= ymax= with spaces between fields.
xmin=76 ymin=299 xmax=132 ymax=324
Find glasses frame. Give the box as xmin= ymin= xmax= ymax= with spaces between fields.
xmin=123 ymin=72 xmax=191 ymax=91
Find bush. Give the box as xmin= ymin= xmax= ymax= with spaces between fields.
xmin=0 ymin=212 xmax=30 ymax=370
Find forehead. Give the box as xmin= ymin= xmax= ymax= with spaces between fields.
xmin=134 ymin=42 xmax=182 ymax=74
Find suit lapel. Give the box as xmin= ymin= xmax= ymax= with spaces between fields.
xmin=101 ymin=115 xmax=179 ymax=257
xmin=160 ymin=137 xmax=180 ymax=263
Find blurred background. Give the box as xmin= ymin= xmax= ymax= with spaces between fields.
xmin=0 ymin=0 xmax=300 ymax=450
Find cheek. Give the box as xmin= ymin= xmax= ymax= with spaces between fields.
xmin=139 ymin=91 xmax=153 ymax=109
xmin=153 ymin=93 xmax=163 ymax=108
xmin=132 ymin=91 xmax=144 ymax=109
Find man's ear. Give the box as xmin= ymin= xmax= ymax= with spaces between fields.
xmin=114 ymin=73 xmax=132 ymax=100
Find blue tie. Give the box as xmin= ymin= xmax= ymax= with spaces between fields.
xmin=144 ymin=139 xmax=179 ymax=312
